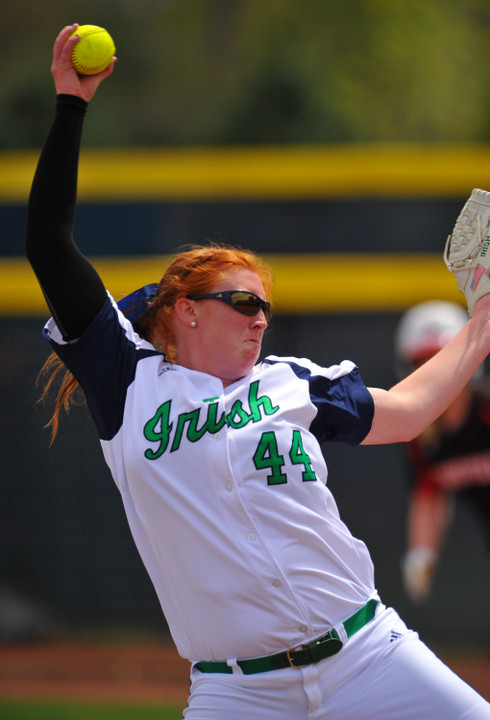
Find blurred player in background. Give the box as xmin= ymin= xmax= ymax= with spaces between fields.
xmin=395 ymin=301 xmax=490 ymax=602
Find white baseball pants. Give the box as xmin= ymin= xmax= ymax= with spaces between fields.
xmin=184 ymin=607 xmax=490 ymax=720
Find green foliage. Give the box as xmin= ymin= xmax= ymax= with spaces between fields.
xmin=2 ymin=0 xmax=490 ymax=147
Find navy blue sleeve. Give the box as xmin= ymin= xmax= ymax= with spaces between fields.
xmin=274 ymin=360 xmax=374 ymax=445
xmin=308 ymin=368 xmax=374 ymax=445
xmin=44 ymin=297 xmax=160 ymax=441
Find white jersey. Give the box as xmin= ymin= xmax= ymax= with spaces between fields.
xmin=45 ymin=294 xmax=377 ymax=663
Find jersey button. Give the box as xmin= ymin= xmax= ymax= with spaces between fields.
xmin=214 ymin=432 xmax=222 ymax=440
xmin=272 ymin=579 xmax=282 ymax=588
xmin=225 ymin=483 xmax=233 ymax=492
xmin=247 ymin=532 xmax=256 ymax=541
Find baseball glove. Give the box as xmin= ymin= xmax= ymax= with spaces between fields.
xmin=444 ymin=188 xmax=490 ymax=316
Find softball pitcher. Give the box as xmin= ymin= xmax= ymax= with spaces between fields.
xmin=25 ymin=25 xmax=490 ymax=719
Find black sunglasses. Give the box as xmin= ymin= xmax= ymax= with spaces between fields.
xmin=187 ymin=290 xmax=271 ymax=321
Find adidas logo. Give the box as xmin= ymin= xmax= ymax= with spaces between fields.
xmin=390 ymin=631 xmax=402 ymax=643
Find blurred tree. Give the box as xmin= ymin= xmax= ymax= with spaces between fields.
xmin=1 ymin=0 xmax=490 ymax=147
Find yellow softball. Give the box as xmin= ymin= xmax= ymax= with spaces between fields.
xmin=70 ymin=25 xmax=116 ymax=76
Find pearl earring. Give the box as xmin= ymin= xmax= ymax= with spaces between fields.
xmin=191 ymin=321 xmax=196 ymax=327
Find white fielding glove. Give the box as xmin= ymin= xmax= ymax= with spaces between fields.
xmin=444 ymin=188 xmax=490 ymax=316
xmin=401 ymin=547 xmax=438 ymax=602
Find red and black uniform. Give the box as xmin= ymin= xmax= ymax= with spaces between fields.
xmin=407 ymin=384 xmax=490 ymax=549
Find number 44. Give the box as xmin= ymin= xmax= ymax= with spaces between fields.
xmin=253 ymin=430 xmax=317 ymax=485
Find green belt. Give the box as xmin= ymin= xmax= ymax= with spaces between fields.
xmin=195 ymin=599 xmax=378 ymax=675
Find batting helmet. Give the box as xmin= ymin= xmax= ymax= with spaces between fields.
xmin=394 ymin=300 xmax=468 ymax=377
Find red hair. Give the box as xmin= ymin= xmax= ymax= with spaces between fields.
xmin=40 ymin=242 xmax=273 ymax=441
xmin=138 ymin=243 xmax=273 ymax=361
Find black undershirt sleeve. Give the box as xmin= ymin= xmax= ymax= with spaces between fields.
xmin=25 ymin=94 xmax=107 ymax=341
